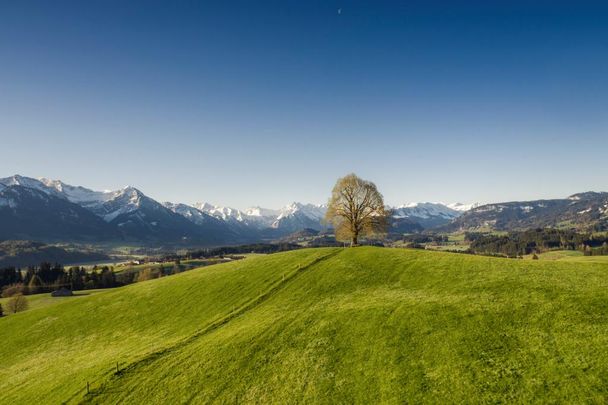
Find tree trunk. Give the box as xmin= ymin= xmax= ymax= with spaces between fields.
xmin=351 ymin=234 xmax=358 ymax=247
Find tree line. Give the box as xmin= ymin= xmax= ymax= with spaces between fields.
xmin=466 ymin=229 xmax=608 ymax=257
xmin=0 ymin=262 xmax=121 ymax=297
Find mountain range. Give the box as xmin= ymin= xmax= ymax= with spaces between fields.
xmin=443 ymin=192 xmax=608 ymax=232
xmin=2 ymin=175 xmax=605 ymax=246
xmin=0 ymin=175 xmax=478 ymax=245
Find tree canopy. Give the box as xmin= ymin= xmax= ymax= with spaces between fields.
xmin=325 ymin=174 xmax=389 ymax=246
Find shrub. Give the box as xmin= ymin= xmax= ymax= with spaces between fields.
xmin=1 ymin=283 xmax=25 ymax=298
xmin=6 ymin=294 xmax=28 ymax=314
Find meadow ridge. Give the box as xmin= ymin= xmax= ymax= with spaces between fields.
xmin=1 ymin=247 xmax=608 ymax=403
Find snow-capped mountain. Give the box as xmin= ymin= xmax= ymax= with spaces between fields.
xmin=163 ymin=202 xmax=218 ymax=226
xmin=391 ymin=202 xmax=473 ymax=228
xmin=194 ymin=203 xmax=280 ymax=229
xmin=445 ymin=202 xmax=482 ymax=212
xmin=1 ymin=176 xmax=156 ymax=225
xmin=192 ymin=202 xmax=327 ymax=233
xmin=0 ymin=176 xmax=238 ymax=244
xmin=39 ymin=178 xmax=114 ymax=209
xmin=271 ymin=202 xmax=327 ymax=233
xmin=245 ymin=206 xmax=280 ymax=218
xmin=195 ymin=203 xmax=248 ymax=223
xmin=0 ymin=180 xmax=117 ymax=241
xmin=393 ymin=202 xmax=460 ymax=219
xmin=37 ymin=179 xmax=161 ymax=225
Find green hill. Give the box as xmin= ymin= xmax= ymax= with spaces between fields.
xmin=2 ymin=247 xmax=608 ymax=403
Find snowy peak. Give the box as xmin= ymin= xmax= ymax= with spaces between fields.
xmin=39 ymin=177 xmax=115 ymax=207
xmin=163 ymin=202 xmax=216 ymax=226
xmin=0 ymin=175 xmax=157 ymax=223
xmin=84 ymin=186 xmax=150 ymax=223
xmin=445 ymin=202 xmax=481 ymax=212
xmin=393 ymin=202 xmax=478 ymax=218
xmin=276 ymin=202 xmax=326 ymax=221
xmin=195 ymin=203 xmax=246 ymax=222
xmin=244 ymin=206 xmax=279 ymax=218
xmin=190 ymin=201 xmax=327 ymax=232
xmin=0 ymin=175 xmax=62 ymax=197
xmin=568 ymin=192 xmax=607 ymax=201
xmin=391 ymin=202 xmax=477 ymax=229
xmin=193 ymin=202 xmax=280 ymax=229
xmin=271 ymin=202 xmax=327 ymax=232
xmin=393 ymin=202 xmax=459 ymax=220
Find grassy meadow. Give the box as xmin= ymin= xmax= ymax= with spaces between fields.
xmin=2 ymin=247 xmax=608 ymax=403
xmin=525 ymin=250 xmax=608 ymax=263
xmin=0 ymin=289 xmax=106 ymax=318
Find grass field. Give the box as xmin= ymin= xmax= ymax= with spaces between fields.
xmin=110 ymin=258 xmax=227 ymax=274
xmin=2 ymin=247 xmax=608 ymax=403
xmin=0 ymin=290 xmax=106 ymax=317
xmin=525 ymin=250 xmax=608 ymax=264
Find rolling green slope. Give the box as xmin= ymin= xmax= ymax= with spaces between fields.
xmin=2 ymin=247 xmax=608 ymax=403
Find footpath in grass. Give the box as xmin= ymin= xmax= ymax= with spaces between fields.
xmin=0 ymin=248 xmax=337 ymax=404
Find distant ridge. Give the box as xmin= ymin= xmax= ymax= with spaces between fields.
xmin=444 ymin=192 xmax=608 ymax=232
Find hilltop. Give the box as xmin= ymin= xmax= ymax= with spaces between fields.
xmin=2 ymin=247 xmax=608 ymax=403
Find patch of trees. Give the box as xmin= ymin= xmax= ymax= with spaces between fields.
xmin=402 ymin=234 xmax=449 ymax=244
xmin=469 ymin=229 xmax=608 ymax=257
xmin=0 ymin=262 xmax=120 ymax=297
xmin=464 ymin=232 xmax=486 ymax=243
xmin=165 ymin=243 xmax=301 ymax=262
xmin=0 ymin=253 xmax=246 ymax=298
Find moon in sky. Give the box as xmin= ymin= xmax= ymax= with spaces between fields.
xmin=338 ymin=8 xmax=342 ymax=15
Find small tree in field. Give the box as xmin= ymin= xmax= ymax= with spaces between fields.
xmin=1 ymin=283 xmax=24 ymax=298
xmin=325 ymin=173 xmax=389 ymax=246
xmin=6 ymin=294 xmax=28 ymax=314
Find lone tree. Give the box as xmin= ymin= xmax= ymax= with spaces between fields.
xmin=6 ymin=294 xmax=28 ymax=314
xmin=325 ymin=173 xmax=389 ymax=246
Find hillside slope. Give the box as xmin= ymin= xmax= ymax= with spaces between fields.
xmin=2 ymin=248 xmax=608 ymax=403
xmin=444 ymin=192 xmax=608 ymax=232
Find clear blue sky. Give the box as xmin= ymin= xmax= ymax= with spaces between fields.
xmin=1 ymin=1 xmax=607 ymax=209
